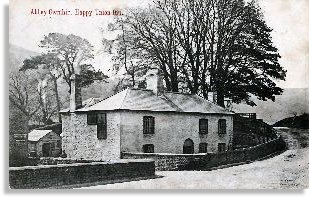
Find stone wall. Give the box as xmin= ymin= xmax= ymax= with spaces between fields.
xmin=122 ymin=137 xmax=286 ymax=171
xmin=120 ymin=111 xmax=233 ymax=154
xmin=233 ymin=114 xmax=277 ymax=148
xmin=61 ymin=112 xmax=121 ymax=160
xmin=9 ymin=159 xmax=155 ymax=189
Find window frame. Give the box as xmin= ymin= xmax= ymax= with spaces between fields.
xmin=198 ymin=143 xmax=208 ymax=153
xmin=97 ymin=123 xmax=107 ymax=139
xmin=218 ymin=143 xmax=226 ymax=152
xmin=87 ymin=112 xmax=107 ymax=139
xmin=97 ymin=113 xmax=107 ymax=140
xmin=142 ymin=144 xmax=154 ymax=153
xmin=218 ymin=119 xmax=227 ymax=134
xmin=143 ymin=116 xmax=155 ymax=134
xmin=87 ymin=112 xmax=98 ymax=125
xmin=199 ymin=119 xmax=208 ymax=134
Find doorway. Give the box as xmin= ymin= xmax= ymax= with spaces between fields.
xmin=183 ymin=138 xmax=194 ymax=154
xmin=42 ymin=143 xmax=51 ymax=157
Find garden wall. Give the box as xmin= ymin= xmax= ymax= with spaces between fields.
xmin=9 ymin=159 xmax=155 ymax=189
xmin=122 ymin=137 xmax=286 ymax=171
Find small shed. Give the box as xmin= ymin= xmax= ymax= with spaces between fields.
xmin=28 ymin=130 xmax=61 ymax=157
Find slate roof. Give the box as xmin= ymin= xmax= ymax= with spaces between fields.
xmin=61 ymin=88 xmax=233 ymax=115
xmin=28 ymin=130 xmax=53 ymax=142
xmin=60 ymin=97 xmax=103 ymax=113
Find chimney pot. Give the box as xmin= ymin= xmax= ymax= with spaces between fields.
xmin=145 ymin=67 xmax=164 ymax=96
xmin=208 ymin=91 xmax=217 ymax=104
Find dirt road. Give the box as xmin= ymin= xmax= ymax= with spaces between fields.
xmin=80 ymin=128 xmax=309 ymax=189
xmin=79 ymin=147 xmax=308 ymax=189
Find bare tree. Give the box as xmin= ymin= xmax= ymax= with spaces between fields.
xmin=9 ymin=71 xmax=41 ymax=131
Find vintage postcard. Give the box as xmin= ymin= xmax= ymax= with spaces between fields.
xmin=9 ymin=0 xmax=308 ymax=189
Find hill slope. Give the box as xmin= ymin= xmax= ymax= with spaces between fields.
xmin=9 ymin=44 xmax=39 ymax=72
xmin=273 ymin=113 xmax=309 ymax=129
xmin=233 ymin=88 xmax=309 ymax=124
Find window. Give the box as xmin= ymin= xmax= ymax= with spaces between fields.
xmin=87 ymin=112 xmax=107 ymax=139
xmin=97 ymin=113 xmax=107 ymax=139
xmin=143 ymin=116 xmax=155 ymax=134
xmin=218 ymin=119 xmax=226 ymax=134
xmin=199 ymin=143 xmax=208 ymax=153
xmin=97 ymin=124 xmax=107 ymax=139
xmin=218 ymin=143 xmax=226 ymax=152
xmin=87 ymin=112 xmax=97 ymax=125
xmin=199 ymin=119 xmax=208 ymax=134
xmin=143 ymin=144 xmax=154 ymax=153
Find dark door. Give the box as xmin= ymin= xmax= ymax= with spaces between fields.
xmin=183 ymin=139 xmax=194 ymax=154
xmin=42 ymin=143 xmax=51 ymax=157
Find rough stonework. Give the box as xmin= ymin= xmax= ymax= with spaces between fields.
xmin=62 ymin=110 xmax=232 ymax=160
xmin=61 ymin=112 xmax=121 ymax=160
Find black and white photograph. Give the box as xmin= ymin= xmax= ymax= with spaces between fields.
xmin=7 ymin=0 xmax=309 ymax=189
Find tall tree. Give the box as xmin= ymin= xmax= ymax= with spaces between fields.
xmin=38 ymin=33 xmax=107 ymax=93
xmin=112 ymin=0 xmax=286 ymax=107
xmin=22 ymin=53 xmax=62 ymax=123
xmin=104 ymin=19 xmax=152 ymax=90
xmin=21 ymin=33 xmax=108 ymax=122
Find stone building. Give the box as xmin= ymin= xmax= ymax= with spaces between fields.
xmin=28 ymin=130 xmax=62 ymax=157
xmin=60 ymin=69 xmax=234 ymax=161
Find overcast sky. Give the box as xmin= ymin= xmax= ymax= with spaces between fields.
xmin=9 ymin=0 xmax=309 ymax=88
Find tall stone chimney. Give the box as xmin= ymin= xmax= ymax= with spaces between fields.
xmin=70 ymin=74 xmax=82 ymax=112
xmin=207 ymin=91 xmax=217 ymax=104
xmin=145 ymin=67 xmax=164 ymax=96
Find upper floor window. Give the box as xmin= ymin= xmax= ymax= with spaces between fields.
xmin=87 ymin=112 xmax=107 ymax=139
xmin=97 ymin=113 xmax=107 ymax=139
xmin=87 ymin=112 xmax=97 ymax=125
xmin=143 ymin=144 xmax=154 ymax=153
xmin=218 ymin=119 xmax=227 ymax=134
xmin=143 ymin=116 xmax=155 ymax=134
xmin=199 ymin=119 xmax=208 ymax=134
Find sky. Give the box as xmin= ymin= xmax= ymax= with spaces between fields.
xmin=9 ymin=0 xmax=309 ymax=88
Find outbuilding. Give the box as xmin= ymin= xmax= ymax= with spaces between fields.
xmin=28 ymin=130 xmax=62 ymax=157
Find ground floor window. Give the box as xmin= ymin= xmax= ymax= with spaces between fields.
xmin=199 ymin=143 xmax=208 ymax=153
xmin=143 ymin=144 xmax=154 ymax=153
xmin=218 ymin=143 xmax=226 ymax=152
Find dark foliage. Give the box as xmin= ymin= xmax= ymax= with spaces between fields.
xmin=110 ymin=0 xmax=286 ymax=107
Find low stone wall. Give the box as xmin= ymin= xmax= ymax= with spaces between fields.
xmin=122 ymin=137 xmax=286 ymax=171
xmin=9 ymin=159 xmax=155 ymax=189
xmin=28 ymin=157 xmax=104 ymax=166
